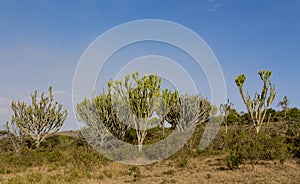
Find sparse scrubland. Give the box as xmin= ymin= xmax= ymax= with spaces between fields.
xmin=0 ymin=71 xmax=300 ymax=183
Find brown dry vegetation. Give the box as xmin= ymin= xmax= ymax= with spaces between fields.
xmin=1 ymin=124 xmax=300 ymax=184
xmin=1 ymin=107 xmax=300 ymax=183
xmin=0 ymin=156 xmax=299 ymax=184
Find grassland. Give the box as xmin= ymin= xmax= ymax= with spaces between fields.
xmin=1 ymin=124 xmax=299 ymax=184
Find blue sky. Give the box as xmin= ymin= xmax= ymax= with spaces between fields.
xmin=0 ymin=0 xmax=299 ymax=130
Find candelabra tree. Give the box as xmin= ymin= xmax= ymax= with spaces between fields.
xmin=5 ymin=120 xmax=24 ymax=153
xmin=278 ymin=96 xmax=290 ymax=119
xmin=220 ymin=99 xmax=234 ymax=134
xmin=177 ymin=95 xmax=213 ymax=132
xmin=110 ymin=72 xmax=162 ymax=151
xmin=76 ymin=97 xmax=109 ymax=147
xmin=235 ymin=70 xmax=276 ymax=133
xmin=7 ymin=86 xmax=68 ymax=148
xmin=165 ymin=94 xmax=214 ymax=132
xmin=155 ymin=89 xmax=179 ymax=133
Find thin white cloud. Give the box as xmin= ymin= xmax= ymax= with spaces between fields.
xmin=209 ymin=3 xmax=222 ymax=12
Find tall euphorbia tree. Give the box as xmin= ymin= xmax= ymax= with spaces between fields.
xmin=156 ymin=89 xmax=179 ymax=133
xmin=110 ymin=71 xmax=162 ymax=151
xmin=235 ymin=70 xmax=276 ymax=133
xmin=7 ymin=86 xmax=67 ymax=148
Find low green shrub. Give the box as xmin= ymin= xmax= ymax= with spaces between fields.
xmin=45 ymin=174 xmax=63 ymax=184
xmin=26 ymin=173 xmax=43 ymax=183
xmin=225 ymin=124 xmax=291 ymax=167
xmin=128 ymin=166 xmax=141 ymax=182
xmin=286 ymin=120 xmax=300 ymax=158
xmin=225 ymin=154 xmax=242 ymax=170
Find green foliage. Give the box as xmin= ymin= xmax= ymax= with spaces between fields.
xmin=0 ymin=134 xmax=107 ymax=176
xmin=225 ymin=124 xmax=290 ymax=166
xmin=109 ymin=72 xmax=162 ymax=151
xmin=285 ymin=107 xmax=300 ymax=121
xmin=238 ymin=112 xmax=250 ymax=125
xmin=235 ymin=70 xmax=276 ymax=133
xmin=128 ymin=166 xmax=142 ymax=181
xmin=144 ymin=126 xmax=171 ymax=145
xmin=124 ymin=72 xmax=162 ymax=119
xmin=41 ymin=134 xmax=75 ymax=149
xmin=76 ymin=72 xmax=215 ymax=152
xmin=7 ymin=176 xmax=24 ymax=184
xmin=156 ymin=89 xmax=179 ymax=132
xmin=7 ymin=86 xmax=67 ymax=148
xmin=0 ymin=113 xmax=299 ymax=182
xmin=166 ymin=95 xmax=214 ymax=132
xmin=225 ymin=154 xmax=242 ymax=170
xmin=26 ymin=173 xmax=43 ymax=183
xmin=226 ymin=113 xmax=238 ymax=124
xmin=76 ymin=93 xmax=132 ymax=148
xmin=234 ymin=74 xmax=246 ymax=88
xmin=265 ymin=108 xmax=277 ymax=122
xmin=94 ymin=93 xmax=130 ymax=141
xmin=1 ymin=72 xmax=300 ymax=182
xmin=285 ymin=117 xmax=300 ymax=158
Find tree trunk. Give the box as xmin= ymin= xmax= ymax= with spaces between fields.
xmin=36 ymin=140 xmax=40 ymax=148
xmin=137 ymin=136 xmax=143 ymax=151
xmin=138 ymin=143 xmax=143 ymax=151
xmin=255 ymin=126 xmax=260 ymax=134
xmin=161 ymin=121 xmax=165 ymax=134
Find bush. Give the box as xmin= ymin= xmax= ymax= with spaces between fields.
xmin=128 ymin=166 xmax=142 ymax=182
xmin=225 ymin=124 xmax=290 ymax=166
xmin=26 ymin=173 xmax=43 ymax=183
xmin=239 ymin=113 xmax=251 ymax=125
xmin=41 ymin=135 xmax=76 ymax=150
xmin=265 ymin=108 xmax=278 ymax=122
xmin=225 ymin=154 xmax=242 ymax=170
xmin=227 ymin=113 xmax=238 ymax=124
xmin=285 ymin=108 xmax=300 ymax=121
xmin=286 ymin=120 xmax=300 ymax=158
xmin=0 ymin=133 xmax=109 ymax=176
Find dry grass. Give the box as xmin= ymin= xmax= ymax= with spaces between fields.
xmin=1 ymin=156 xmax=299 ymax=184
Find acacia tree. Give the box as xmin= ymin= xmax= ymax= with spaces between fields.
xmin=219 ymin=99 xmax=234 ymax=134
xmin=235 ymin=70 xmax=276 ymax=133
xmin=8 ymin=86 xmax=68 ymax=148
xmin=110 ymin=72 xmax=161 ymax=151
